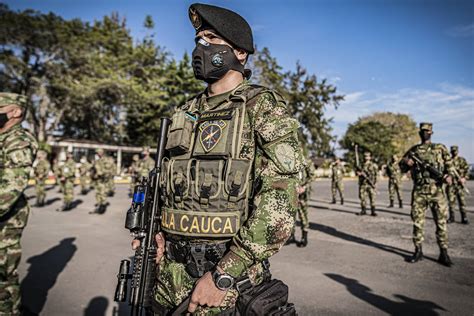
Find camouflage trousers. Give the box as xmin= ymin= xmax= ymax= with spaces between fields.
xmin=331 ymin=180 xmax=344 ymax=201
xmin=63 ymin=179 xmax=75 ymax=204
xmin=411 ymin=187 xmax=448 ymax=249
xmin=94 ymin=181 xmax=107 ymax=205
xmin=359 ymin=184 xmax=376 ymax=208
xmin=446 ymin=184 xmax=466 ymax=215
xmin=294 ymin=191 xmax=309 ymax=233
xmin=388 ymin=179 xmax=402 ymax=202
xmin=35 ymin=178 xmax=47 ymax=204
xmin=106 ymin=177 xmax=115 ymax=194
xmin=0 ymin=196 xmax=30 ymax=316
xmin=80 ymin=176 xmax=90 ymax=192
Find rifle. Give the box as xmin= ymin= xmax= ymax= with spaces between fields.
xmin=407 ymin=151 xmax=445 ymax=184
xmin=452 ymin=168 xmax=471 ymax=195
xmin=354 ymin=144 xmax=377 ymax=190
xmin=114 ymin=118 xmax=171 ymax=316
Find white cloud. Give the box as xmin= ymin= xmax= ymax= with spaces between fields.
xmin=446 ymin=23 xmax=474 ymax=37
xmin=328 ymin=83 xmax=474 ymax=161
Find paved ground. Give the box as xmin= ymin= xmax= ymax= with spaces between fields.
xmin=19 ymin=179 xmax=474 ymax=315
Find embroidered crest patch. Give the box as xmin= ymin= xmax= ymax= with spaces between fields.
xmin=200 ymin=120 xmax=227 ymax=152
xmin=275 ymin=143 xmax=296 ymax=171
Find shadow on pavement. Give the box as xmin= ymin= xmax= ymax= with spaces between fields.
xmin=84 ymin=296 xmax=108 ymax=316
xmin=44 ymin=197 xmax=61 ymax=206
xmin=309 ymin=222 xmax=413 ymax=260
xmin=21 ymin=237 xmax=78 ymax=315
xmin=325 ymin=273 xmax=446 ymax=315
xmin=111 ymin=303 xmax=131 ymax=316
xmin=64 ymin=199 xmax=83 ymax=211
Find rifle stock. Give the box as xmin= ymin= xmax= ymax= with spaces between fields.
xmin=114 ymin=118 xmax=171 ymax=316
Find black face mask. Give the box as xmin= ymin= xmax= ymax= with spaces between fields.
xmin=192 ymin=38 xmax=245 ymax=83
xmin=0 ymin=113 xmax=8 ymax=128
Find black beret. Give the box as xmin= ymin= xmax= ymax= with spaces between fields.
xmin=189 ymin=3 xmax=254 ymax=54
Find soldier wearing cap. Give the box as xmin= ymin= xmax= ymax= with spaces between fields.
xmin=90 ymin=148 xmax=109 ymax=214
xmin=57 ymin=151 xmax=76 ymax=211
xmin=400 ymin=122 xmax=455 ymax=266
xmin=330 ymin=157 xmax=345 ymax=205
xmin=386 ymin=154 xmax=403 ymax=208
xmin=132 ymin=3 xmax=302 ymax=315
xmin=33 ymin=150 xmax=51 ymax=207
xmin=357 ymin=151 xmax=378 ymax=216
xmin=446 ymin=145 xmax=469 ymax=224
xmin=0 ymin=92 xmax=38 ymax=315
xmin=128 ymin=154 xmax=140 ymax=196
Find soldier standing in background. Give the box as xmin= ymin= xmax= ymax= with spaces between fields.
xmin=105 ymin=154 xmax=116 ymax=197
xmin=357 ymin=152 xmax=378 ymax=216
xmin=57 ymin=151 xmax=76 ymax=211
xmin=331 ymin=157 xmax=344 ymax=205
xmin=33 ymin=150 xmax=51 ymax=207
xmin=52 ymin=158 xmax=62 ymax=192
xmin=78 ymin=156 xmax=92 ymax=195
xmin=138 ymin=147 xmax=155 ymax=180
xmin=400 ymin=122 xmax=454 ymax=266
xmin=128 ymin=154 xmax=140 ymax=196
xmin=90 ymin=149 xmax=108 ymax=214
xmin=386 ymin=154 xmax=403 ymax=208
xmin=295 ymin=154 xmax=317 ymax=247
xmin=0 ymin=93 xmax=38 ymax=315
xmin=446 ymin=145 xmax=470 ymax=224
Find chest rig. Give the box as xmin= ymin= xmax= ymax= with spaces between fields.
xmin=412 ymin=143 xmax=445 ymax=190
xmin=160 ymin=84 xmax=267 ymax=239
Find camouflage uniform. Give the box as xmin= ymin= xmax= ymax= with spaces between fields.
xmin=104 ymin=156 xmax=116 ymax=197
xmin=446 ymin=146 xmax=470 ymax=224
xmin=53 ymin=159 xmax=63 ymax=192
xmin=138 ymin=152 xmax=155 ymax=180
xmin=58 ymin=154 xmax=76 ymax=210
xmin=295 ymin=155 xmax=316 ymax=247
xmin=91 ymin=150 xmax=109 ymax=214
xmin=330 ymin=159 xmax=344 ymax=204
xmin=0 ymin=93 xmax=38 ymax=315
xmin=400 ymin=122 xmax=455 ymax=266
xmin=129 ymin=154 xmax=140 ymax=194
xmin=154 ymin=81 xmax=304 ymax=314
xmin=78 ymin=157 xmax=92 ymax=194
xmin=386 ymin=155 xmax=403 ymax=208
xmin=358 ymin=153 xmax=378 ymax=215
xmin=33 ymin=151 xmax=50 ymax=207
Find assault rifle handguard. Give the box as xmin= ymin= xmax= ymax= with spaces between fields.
xmin=114 ymin=118 xmax=171 ymax=316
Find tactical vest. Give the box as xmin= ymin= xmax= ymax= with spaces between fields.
xmin=160 ymin=84 xmax=283 ymax=239
xmin=412 ymin=144 xmax=445 ymax=187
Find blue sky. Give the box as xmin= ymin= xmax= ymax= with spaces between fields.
xmin=5 ymin=0 xmax=474 ymax=161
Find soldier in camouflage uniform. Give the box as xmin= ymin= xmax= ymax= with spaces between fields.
xmin=0 ymin=93 xmax=38 ymax=315
xmin=105 ymin=154 xmax=116 ymax=197
xmin=131 ymin=4 xmax=304 ymax=315
xmin=128 ymin=154 xmax=140 ymax=196
xmin=52 ymin=158 xmax=63 ymax=193
xmin=446 ymin=145 xmax=470 ymax=224
xmin=386 ymin=154 xmax=403 ymax=208
xmin=400 ymin=122 xmax=455 ymax=266
xmin=78 ymin=156 xmax=92 ymax=195
xmin=295 ymin=155 xmax=317 ymax=247
xmin=138 ymin=147 xmax=155 ymax=180
xmin=57 ymin=151 xmax=76 ymax=211
xmin=90 ymin=149 xmax=109 ymax=214
xmin=331 ymin=157 xmax=344 ymax=205
xmin=33 ymin=150 xmax=50 ymax=207
xmin=357 ymin=152 xmax=378 ymax=216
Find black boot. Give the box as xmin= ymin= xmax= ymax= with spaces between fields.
xmin=408 ymin=246 xmax=423 ymax=263
xmin=371 ymin=206 xmax=377 ymax=216
xmin=438 ymin=248 xmax=453 ymax=267
xmin=297 ymin=231 xmax=308 ymax=248
xmin=340 ymin=198 xmax=344 ymax=205
xmin=388 ymin=200 xmax=394 ymax=208
xmin=56 ymin=204 xmax=67 ymax=212
xmin=331 ymin=198 xmax=336 ymax=204
xmin=461 ymin=212 xmax=469 ymax=225
xmin=357 ymin=206 xmax=367 ymax=216
xmin=447 ymin=209 xmax=455 ymax=223
xmin=285 ymin=233 xmax=296 ymax=245
xmin=399 ymin=200 xmax=403 ymax=208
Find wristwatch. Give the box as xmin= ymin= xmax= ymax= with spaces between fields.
xmin=211 ymin=267 xmax=235 ymax=291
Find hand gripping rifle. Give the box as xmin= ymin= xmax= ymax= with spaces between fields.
xmin=114 ymin=118 xmax=171 ymax=316
xmin=451 ymin=168 xmax=471 ymax=195
xmin=407 ymin=151 xmax=445 ymax=185
xmin=354 ymin=144 xmax=377 ymax=191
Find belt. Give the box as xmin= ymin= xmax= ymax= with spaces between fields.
xmin=166 ymin=240 xmax=228 ymax=278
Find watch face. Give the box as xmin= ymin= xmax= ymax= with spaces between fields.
xmin=217 ymin=275 xmax=234 ymax=290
